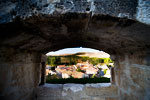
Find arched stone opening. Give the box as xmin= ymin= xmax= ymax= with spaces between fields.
xmin=0 ymin=7 xmax=150 ymax=100
xmin=45 ymin=47 xmax=114 ymax=83
xmin=37 ymin=47 xmax=117 ymax=100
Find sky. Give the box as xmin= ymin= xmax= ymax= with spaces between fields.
xmin=46 ymin=47 xmax=108 ymax=56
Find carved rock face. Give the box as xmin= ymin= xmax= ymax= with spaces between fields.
xmin=0 ymin=0 xmax=150 ymax=54
xmin=0 ymin=13 xmax=150 ymax=55
xmin=0 ymin=0 xmax=150 ymax=24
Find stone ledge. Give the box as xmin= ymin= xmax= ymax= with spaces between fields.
xmin=63 ymin=84 xmax=84 ymax=93
xmin=85 ymin=83 xmax=118 ymax=97
xmin=85 ymin=83 xmax=111 ymax=88
xmin=36 ymin=83 xmax=118 ymax=100
xmin=35 ymin=84 xmax=63 ymax=97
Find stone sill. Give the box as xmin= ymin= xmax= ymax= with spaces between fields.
xmin=41 ymin=83 xmax=112 ymax=91
xmin=36 ymin=83 xmax=118 ymax=96
xmin=35 ymin=83 xmax=118 ymax=100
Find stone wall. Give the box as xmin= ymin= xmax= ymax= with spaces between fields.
xmin=0 ymin=0 xmax=150 ymax=24
xmin=0 ymin=0 xmax=150 ymax=100
xmin=136 ymin=0 xmax=150 ymax=24
xmin=1 ymin=50 xmax=149 ymax=100
xmin=114 ymin=51 xmax=150 ymax=100
xmin=0 ymin=51 xmax=41 ymax=100
xmin=34 ymin=51 xmax=150 ymax=100
xmin=35 ymin=83 xmax=118 ymax=100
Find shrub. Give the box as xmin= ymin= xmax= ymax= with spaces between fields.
xmin=104 ymin=69 xmax=107 ymax=75
xmin=46 ymin=77 xmax=110 ymax=84
xmin=46 ymin=55 xmax=114 ymax=66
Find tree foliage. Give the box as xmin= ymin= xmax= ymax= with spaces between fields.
xmin=46 ymin=55 xmax=113 ymax=66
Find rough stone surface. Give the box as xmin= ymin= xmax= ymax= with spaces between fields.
xmin=85 ymin=84 xmax=118 ymax=96
xmin=0 ymin=14 xmax=150 ymax=55
xmin=114 ymin=52 xmax=150 ymax=100
xmin=0 ymin=0 xmax=150 ymax=24
xmin=91 ymin=97 xmax=105 ymax=100
xmin=0 ymin=13 xmax=150 ymax=100
xmin=35 ymin=83 xmax=118 ymax=100
xmin=136 ymin=0 xmax=150 ymax=24
xmin=0 ymin=52 xmax=41 ymax=100
xmin=0 ymin=0 xmax=150 ymax=100
xmin=105 ymin=97 xmax=119 ymax=100
xmin=36 ymin=84 xmax=63 ymax=97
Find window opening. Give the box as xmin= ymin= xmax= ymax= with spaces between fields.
xmin=45 ymin=47 xmax=114 ymax=84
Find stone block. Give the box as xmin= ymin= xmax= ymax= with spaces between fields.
xmin=105 ymin=97 xmax=119 ymax=100
xmin=36 ymin=96 xmax=72 ymax=100
xmin=36 ymin=84 xmax=63 ymax=97
xmin=81 ymin=97 xmax=91 ymax=100
xmin=130 ymin=65 xmax=150 ymax=88
xmin=62 ymin=84 xmax=86 ymax=99
xmin=91 ymin=97 xmax=105 ymax=100
xmin=120 ymin=92 xmax=141 ymax=100
xmin=85 ymin=83 xmax=118 ymax=97
xmin=63 ymin=84 xmax=84 ymax=93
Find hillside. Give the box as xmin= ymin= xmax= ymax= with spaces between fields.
xmin=47 ymin=51 xmax=110 ymax=58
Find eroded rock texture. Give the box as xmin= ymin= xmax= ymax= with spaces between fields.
xmin=0 ymin=52 xmax=41 ymax=100
xmin=35 ymin=83 xmax=118 ymax=100
xmin=0 ymin=0 xmax=150 ymax=100
xmin=0 ymin=0 xmax=150 ymax=24
xmin=0 ymin=13 xmax=150 ymax=54
xmin=114 ymin=52 xmax=150 ymax=100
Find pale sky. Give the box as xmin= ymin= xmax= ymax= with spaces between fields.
xmin=46 ymin=47 xmax=107 ymax=56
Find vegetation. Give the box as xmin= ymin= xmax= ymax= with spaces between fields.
xmin=46 ymin=56 xmax=61 ymax=66
xmin=104 ymin=69 xmax=108 ymax=74
xmin=47 ymin=74 xmax=59 ymax=79
xmin=76 ymin=68 xmax=85 ymax=73
xmin=46 ymin=77 xmax=110 ymax=84
xmin=46 ymin=55 xmax=113 ymax=67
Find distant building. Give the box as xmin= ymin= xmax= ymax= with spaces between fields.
xmin=86 ymin=67 xmax=98 ymax=74
xmin=72 ymin=71 xmax=84 ymax=78
xmin=62 ymin=73 xmax=70 ymax=78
